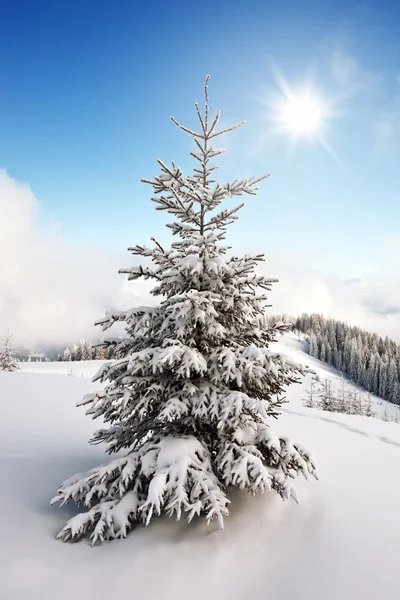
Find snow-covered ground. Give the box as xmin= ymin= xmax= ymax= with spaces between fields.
xmin=19 ymin=358 xmax=105 ymax=377
xmin=1 ymin=335 xmax=400 ymax=600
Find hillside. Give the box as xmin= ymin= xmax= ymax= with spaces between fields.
xmin=1 ymin=334 xmax=400 ymax=600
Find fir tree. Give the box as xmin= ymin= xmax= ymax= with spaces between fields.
xmin=325 ymin=339 xmax=332 ymax=365
xmin=363 ymin=354 xmax=374 ymax=391
xmin=378 ymin=359 xmax=387 ymax=399
xmin=70 ymin=345 xmax=78 ymax=361
xmin=391 ymin=380 xmax=400 ymax=406
xmin=51 ymin=76 xmax=317 ymax=544
xmin=387 ymin=359 xmax=397 ymax=402
xmin=372 ymin=355 xmax=380 ymax=397
xmin=318 ymin=378 xmax=335 ymax=412
xmin=303 ymin=377 xmax=318 ymax=408
xmin=352 ymin=391 xmax=363 ymax=416
xmin=337 ymin=376 xmax=349 ymax=413
xmin=79 ymin=340 xmax=93 ymax=361
xmin=62 ymin=347 xmax=72 ymax=362
xmin=364 ymin=393 xmax=375 ymax=418
xmin=0 ymin=332 xmax=19 ymax=372
xmin=309 ymin=332 xmax=317 ymax=358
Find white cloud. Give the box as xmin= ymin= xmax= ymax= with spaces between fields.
xmin=373 ymin=102 xmax=400 ymax=155
xmin=263 ymin=243 xmax=400 ymax=342
xmin=0 ymin=171 xmax=152 ymax=348
xmin=330 ymin=52 xmax=360 ymax=87
xmin=329 ymin=50 xmax=382 ymax=94
xmin=329 ymin=49 xmax=400 ymax=155
xmin=1 ymin=169 xmax=400 ymax=348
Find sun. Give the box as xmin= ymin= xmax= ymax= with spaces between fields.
xmin=259 ymin=65 xmax=339 ymax=159
xmin=280 ymin=95 xmax=323 ymax=135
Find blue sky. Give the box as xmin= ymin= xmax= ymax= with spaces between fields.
xmin=1 ymin=0 xmax=399 ymax=269
xmin=1 ymin=0 xmax=400 ymax=344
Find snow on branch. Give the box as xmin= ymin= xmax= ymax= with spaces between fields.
xmin=53 ymin=435 xmax=229 ymax=544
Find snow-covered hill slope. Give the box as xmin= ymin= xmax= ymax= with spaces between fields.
xmin=1 ymin=335 xmax=400 ymax=600
xmin=275 ymin=333 xmax=400 ymax=421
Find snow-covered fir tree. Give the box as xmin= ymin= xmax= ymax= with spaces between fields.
xmin=303 ymin=377 xmax=318 ymax=408
xmin=52 ymin=76 xmax=317 ymax=544
xmin=337 ymin=376 xmax=349 ymax=413
xmin=62 ymin=347 xmax=72 ymax=362
xmin=364 ymin=393 xmax=375 ymax=418
xmin=79 ymin=339 xmax=93 ymax=361
xmin=318 ymin=378 xmax=335 ymax=412
xmin=71 ymin=343 xmax=81 ymax=361
xmin=0 ymin=332 xmax=19 ymax=372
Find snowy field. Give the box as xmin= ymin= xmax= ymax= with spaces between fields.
xmin=2 ymin=335 xmax=400 ymax=600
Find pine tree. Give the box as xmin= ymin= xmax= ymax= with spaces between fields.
xmin=318 ymin=378 xmax=335 ymax=412
xmin=79 ymin=340 xmax=93 ymax=361
xmin=347 ymin=390 xmax=364 ymax=416
xmin=387 ymin=359 xmax=398 ymax=402
xmin=378 ymin=359 xmax=388 ymax=399
xmin=363 ymin=353 xmax=374 ymax=391
xmin=303 ymin=377 xmax=318 ymax=408
xmin=364 ymin=393 xmax=375 ymax=418
xmin=70 ymin=345 xmax=79 ymax=361
xmin=352 ymin=391 xmax=363 ymax=416
xmin=0 ymin=332 xmax=19 ymax=372
xmin=391 ymin=380 xmax=400 ymax=406
xmin=325 ymin=338 xmax=332 ymax=365
xmin=62 ymin=347 xmax=72 ymax=362
xmin=337 ymin=376 xmax=349 ymax=413
xmin=336 ymin=349 xmax=343 ymax=372
xmin=355 ymin=350 xmax=364 ymax=387
xmin=309 ymin=332 xmax=317 ymax=358
xmin=372 ymin=354 xmax=380 ymax=396
xmin=51 ymin=76 xmax=317 ymax=544
xmin=349 ymin=342 xmax=358 ymax=381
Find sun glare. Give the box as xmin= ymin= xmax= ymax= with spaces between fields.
xmin=280 ymin=96 xmax=323 ymax=134
xmin=260 ymin=66 xmax=339 ymax=159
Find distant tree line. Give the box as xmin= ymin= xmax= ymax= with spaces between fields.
xmin=275 ymin=313 xmax=400 ymax=406
xmin=58 ymin=339 xmax=114 ymax=361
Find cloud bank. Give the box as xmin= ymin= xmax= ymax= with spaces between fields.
xmin=329 ymin=49 xmax=400 ymax=156
xmin=0 ymin=171 xmax=152 ymax=347
xmin=264 ymin=244 xmax=400 ymax=342
xmin=1 ymin=170 xmax=399 ymax=348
